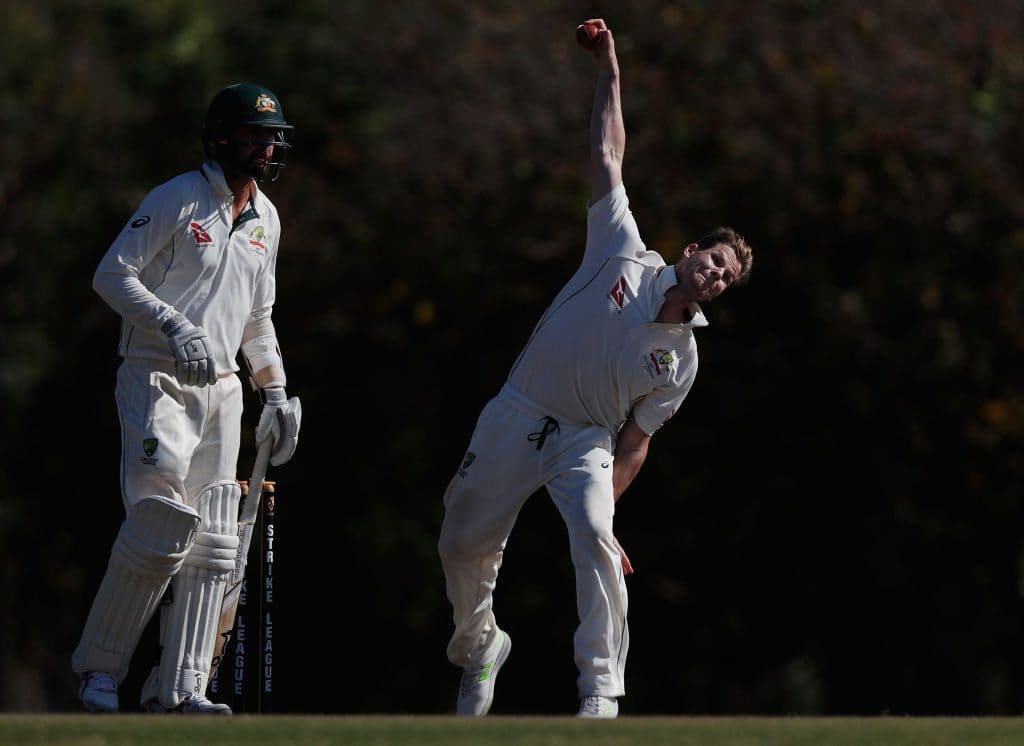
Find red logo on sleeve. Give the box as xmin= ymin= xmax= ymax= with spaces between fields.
xmin=609 ymin=276 xmax=627 ymax=311
xmin=190 ymin=222 xmax=214 ymax=247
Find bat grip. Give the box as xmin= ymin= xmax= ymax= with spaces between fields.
xmin=240 ymin=438 xmax=273 ymax=525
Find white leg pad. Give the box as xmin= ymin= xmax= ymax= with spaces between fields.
xmin=72 ymin=496 xmax=200 ymax=681
xmin=145 ymin=481 xmax=240 ymax=708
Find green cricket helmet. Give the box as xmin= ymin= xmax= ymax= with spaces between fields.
xmin=203 ymin=82 xmax=294 ymax=182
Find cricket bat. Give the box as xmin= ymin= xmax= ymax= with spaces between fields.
xmin=209 ymin=437 xmax=273 ymax=681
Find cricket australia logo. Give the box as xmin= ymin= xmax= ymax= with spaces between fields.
xmin=255 ymin=93 xmax=278 ymax=114
xmin=249 ymin=225 xmax=267 ymax=251
xmin=642 ymin=348 xmax=676 ymax=379
xmin=457 ymin=452 xmax=476 ymax=478
xmin=608 ymin=276 xmax=628 ymax=312
xmin=141 ymin=438 xmax=159 ymax=466
xmin=190 ymin=222 xmax=214 ymax=248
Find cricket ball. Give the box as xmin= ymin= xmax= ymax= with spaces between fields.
xmin=576 ymin=22 xmax=599 ymax=50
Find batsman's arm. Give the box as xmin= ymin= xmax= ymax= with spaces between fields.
xmin=241 ymin=310 xmax=287 ymax=390
xmin=93 ymin=181 xmax=198 ymax=331
xmin=586 ymin=18 xmax=623 ymax=205
xmin=93 ymin=186 xmax=220 ymax=385
xmin=242 ymin=310 xmax=302 ymax=467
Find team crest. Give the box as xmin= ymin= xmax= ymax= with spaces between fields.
xmin=249 ymin=225 xmax=267 ymax=251
xmin=457 ymin=452 xmax=476 ymax=477
xmin=142 ymin=438 xmax=159 ymax=465
xmin=642 ymin=348 xmax=676 ymax=379
xmin=190 ymin=222 xmax=214 ymax=247
xmin=255 ymin=93 xmax=278 ymax=114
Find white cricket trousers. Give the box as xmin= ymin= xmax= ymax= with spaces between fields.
xmin=438 ymin=384 xmax=629 ymax=698
xmin=117 ymin=359 xmax=243 ymax=507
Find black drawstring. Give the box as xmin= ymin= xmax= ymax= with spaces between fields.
xmin=527 ymin=416 xmax=560 ymax=450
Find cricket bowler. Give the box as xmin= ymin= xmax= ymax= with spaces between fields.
xmin=437 ymin=19 xmax=754 ymax=718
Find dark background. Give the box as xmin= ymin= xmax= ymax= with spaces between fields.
xmin=3 ymin=0 xmax=1024 ymax=716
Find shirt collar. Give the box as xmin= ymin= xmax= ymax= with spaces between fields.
xmin=655 ymin=263 xmax=678 ymax=297
xmin=684 ymin=303 xmax=709 ymax=328
xmin=201 ymin=160 xmax=236 ymax=199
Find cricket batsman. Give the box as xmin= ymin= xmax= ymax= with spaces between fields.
xmin=72 ymin=82 xmax=301 ymax=714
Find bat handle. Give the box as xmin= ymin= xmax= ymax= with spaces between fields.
xmin=240 ymin=438 xmax=273 ymax=525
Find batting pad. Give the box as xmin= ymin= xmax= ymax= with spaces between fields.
xmin=72 ymin=496 xmax=201 ymax=681
xmin=144 ymin=481 xmax=240 ymax=708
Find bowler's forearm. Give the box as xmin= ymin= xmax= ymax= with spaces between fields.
xmin=590 ymin=67 xmax=624 ymax=174
xmin=612 ymin=443 xmax=647 ymax=501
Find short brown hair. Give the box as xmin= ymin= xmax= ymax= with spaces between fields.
xmin=697 ymin=227 xmax=753 ymax=286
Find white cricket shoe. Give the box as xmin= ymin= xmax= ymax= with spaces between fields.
xmin=143 ymin=693 xmax=232 ymax=715
xmin=78 ymin=671 xmax=119 ymax=713
xmin=456 ymin=631 xmax=511 ymax=716
xmin=577 ymin=695 xmax=618 ymax=718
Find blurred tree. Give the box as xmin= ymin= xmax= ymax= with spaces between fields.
xmin=1 ymin=0 xmax=1022 ymax=716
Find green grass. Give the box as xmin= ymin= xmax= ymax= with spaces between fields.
xmin=2 ymin=715 xmax=1023 ymax=746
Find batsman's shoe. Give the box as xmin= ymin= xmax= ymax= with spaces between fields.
xmin=143 ymin=693 xmax=232 ymax=715
xmin=577 ymin=695 xmax=618 ymax=719
xmin=78 ymin=671 xmax=119 ymax=713
xmin=457 ymin=631 xmax=511 ymax=716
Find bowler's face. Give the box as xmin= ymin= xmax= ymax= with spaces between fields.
xmin=677 ymin=244 xmax=741 ymax=302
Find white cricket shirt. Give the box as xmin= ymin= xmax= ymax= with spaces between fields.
xmin=93 ymin=161 xmax=281 ymax=375
xmin=506 ymin=184 xmax=707 ymax=436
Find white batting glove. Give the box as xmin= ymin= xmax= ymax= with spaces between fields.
xmin=255 ymin=387 xmax=302 ymax=466
xmin=161 ymin=312 xmax=217 ymax=387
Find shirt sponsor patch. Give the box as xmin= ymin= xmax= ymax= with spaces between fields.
xmin=609 ymin=276 xmax=628 ymax=311
xmin=190 ymin=222 xmax=215 ymax=247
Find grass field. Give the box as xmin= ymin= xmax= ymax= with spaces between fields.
xmin=2 ymin=715 xmax=1024 ymax=746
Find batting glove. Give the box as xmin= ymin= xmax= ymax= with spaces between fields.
xmin=162 ymin=312 xmax=217 ymax=387
xmin=256 ymin=387 xmax=302 ymax=466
